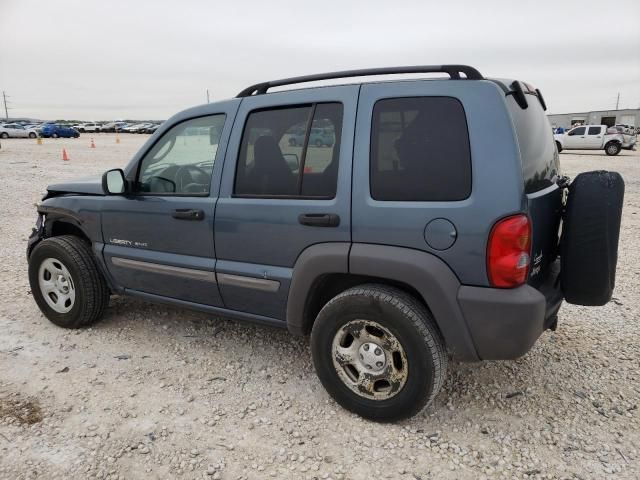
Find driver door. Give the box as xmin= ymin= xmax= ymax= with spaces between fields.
xmin=564 ymin=126 xmax=586 ymax=148
xmin=101 ymin=112 xmax=230 ymax=306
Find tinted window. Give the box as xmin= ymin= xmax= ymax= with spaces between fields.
xmin=569 ymin=127 xmax=585 ymax=136
xmin=588 ymin=126 xmax=601 ymax=135
xmin=370 ymin=97 xmax=471 ymax=201
xmin=235 ymin=103 xmax=343 ymax=198
xmin=137 ymin=114 xmax=225 ymax=195
xmin=506 ymin=96 xmax=560 ymax=193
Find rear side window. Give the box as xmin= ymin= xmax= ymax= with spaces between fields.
xmin=370 ymin=97 xmax=471 ymax=201
xmin=588 ymin=126 xmax=601 ymax=135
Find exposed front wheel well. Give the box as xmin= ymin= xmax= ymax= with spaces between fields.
xmin=555 ymin=140 xmax=562 ymax=153
xmin=301 ymin=273 xmax=433 ymax=336
xmin=47 ymin=220 xmax=91 ymax=245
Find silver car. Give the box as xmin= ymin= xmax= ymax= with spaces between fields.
xmin=0 ymin=123 xmax=39 ymax=138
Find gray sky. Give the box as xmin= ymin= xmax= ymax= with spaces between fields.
xmin=1 ymin=0 xmax=639 ymax=120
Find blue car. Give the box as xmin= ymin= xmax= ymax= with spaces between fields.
xmin=40 ymin=124 xmax=80 ymax=138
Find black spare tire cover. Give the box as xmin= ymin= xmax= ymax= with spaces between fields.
xmin=561 ymin=171 xmax=624 ymax=306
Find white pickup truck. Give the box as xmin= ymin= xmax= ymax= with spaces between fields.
xmin=554 ymin=124 xmax=636 ymax=156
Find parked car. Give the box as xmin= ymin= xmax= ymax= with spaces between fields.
xmin=101 ymin=122 xmax=127 ymax=133
xmin=288 ymin=126 xmax=335 ymax=147
xmin=0 ymin=123 xmax=39 ymax=138
xmin=554 ymin=124 xmax=635 ymax=155
xmin=122 ymin=123 xmax=151 ymax=133
xmin=608 ymin=126 xmax=638 ymax=150
xmin=40 ymin=124 xmax=80 ymax=138
xmin=26 ymin=65 xmax=625 ymax=421
xmin=139 ymin=124 xmax=160 ymax=134
xmin=77 ymin=123 xmax=102 ymax=133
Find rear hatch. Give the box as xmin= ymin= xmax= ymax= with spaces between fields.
xmin=504 ymin=83 xmax=563 ymax=291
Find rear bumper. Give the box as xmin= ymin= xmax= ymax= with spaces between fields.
xmin=458 ymin=263 xmax=563 ymax=360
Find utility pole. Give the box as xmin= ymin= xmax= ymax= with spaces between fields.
xmin=615 ymin=92 xmax=620 ymax=110
xmin=206 ymin=89 xmax=210 ymax=104
xmin=2 ymin=91 xmax=8 ymax=119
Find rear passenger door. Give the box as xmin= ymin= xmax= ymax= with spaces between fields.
xmin=585 ymin=126 xmax=604 ymax=148
xmin=214 ymin=86 xmax=357 ymax=321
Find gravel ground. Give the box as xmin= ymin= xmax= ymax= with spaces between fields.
xmin=0 ymin=134 xmax=638 ymax=480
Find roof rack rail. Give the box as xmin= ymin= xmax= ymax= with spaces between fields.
xmin=236 ymin=65 xmax=483 ymax=97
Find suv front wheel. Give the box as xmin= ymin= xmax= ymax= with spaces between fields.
xmin=311 ymin=284 xmax=447 ymax=421
xmin=28 ymin=235 xmax=110 ymax=328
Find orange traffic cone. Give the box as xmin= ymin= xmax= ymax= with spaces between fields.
xmin=36 ymin=136 xmax=42 ymax=145
xmin=90 ymin=138 xmax=96 ymax=148
xmin=62 ymin=149 xmax=69 ymax=161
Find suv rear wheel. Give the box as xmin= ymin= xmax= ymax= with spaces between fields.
xmin=310 ymin=284 xmax=447 ymax=421
xmin=28 ymin=235 xmax=110 ymax=328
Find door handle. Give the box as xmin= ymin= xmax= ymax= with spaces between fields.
xmin=172 ymin=209 xmax=204 ymax=220
xmin=298 ymin=213 xmax=340 ymax=227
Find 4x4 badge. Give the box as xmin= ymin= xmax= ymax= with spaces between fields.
xmin=109 ymin=238 xmax=148 ymax=249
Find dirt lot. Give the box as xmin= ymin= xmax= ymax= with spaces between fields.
xmin=0 ymin=134 xmax=638 ymax=480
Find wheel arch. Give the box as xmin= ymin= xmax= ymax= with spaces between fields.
xmin=286 ymin=243 xmax=480 ymax=361
xmin=28 ymin=205 xmax=119 ymax=292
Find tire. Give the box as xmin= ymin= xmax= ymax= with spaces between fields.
xmin=555 ymin=141 xmax=562 ymax=153
xmin=28 ymin=235 xmax=110 ymax=328
xmin=561 ymin=171 xmax=625 ymax=306
xmin=0 ymin=132 xmax=8 ymax=139
xmin=605 ymin=142 xmax=621 ymax=156
xmin=311 ymin=284 xmax=447 ymax=422
xmin=52 ymin=133 xmax=59 ymax=138
xmin=29 ymin=132 xmax=36 ymax=138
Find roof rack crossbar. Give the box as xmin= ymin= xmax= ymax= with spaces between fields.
xmin=236 ymin=65 xmax=483 ymax=97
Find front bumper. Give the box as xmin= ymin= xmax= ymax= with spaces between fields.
xmin=458 ymin=262 xmax=563 ymax=360
xmin=26 ymin=213 xmax=44 ymax=259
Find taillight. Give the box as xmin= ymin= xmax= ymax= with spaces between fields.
xmin=487 ymin=214 xmax=531 ymax=288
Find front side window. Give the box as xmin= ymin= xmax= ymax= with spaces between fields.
xmin=569 ymin=127 xmax=586 ymax=136
xmin=136 ymin=114 xmax=225 ymax=195
xmin=370 ymin=97 xmax=471 ymax=201
xmin=234 ymin=103 xmax=343 ymax=198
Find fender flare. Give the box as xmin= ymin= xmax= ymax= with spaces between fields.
xmin=286 ymin=242 xmax=480 ymax=361
xmin=349 ymin=244 xmax=479 ymax=361
xmin=286 ymin=242 xmax=350 ymax=335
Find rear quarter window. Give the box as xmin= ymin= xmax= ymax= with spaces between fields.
xmin=370 ymin=97 xmax=472 ymax=201
xmin=507 ymin=97 xmax=560 ymax=193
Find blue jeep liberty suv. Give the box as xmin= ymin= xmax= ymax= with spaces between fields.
xmin=27 ymin=65 xmax=624 ymax=421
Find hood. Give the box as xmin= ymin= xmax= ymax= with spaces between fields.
xmin=46 ymin=175 xmax=104 ymax=196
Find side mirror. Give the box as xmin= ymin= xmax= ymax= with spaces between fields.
xmin=102 ymin=168 xmax=126 ymax=195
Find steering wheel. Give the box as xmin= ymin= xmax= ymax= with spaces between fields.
xmin=175 ymin=165 xmax=210 ymax=192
